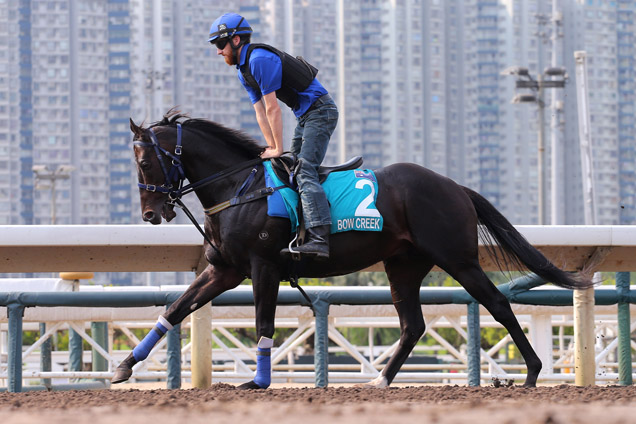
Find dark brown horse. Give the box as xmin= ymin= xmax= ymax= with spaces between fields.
xmin=112 ymin=111 xmax=591 ymax=388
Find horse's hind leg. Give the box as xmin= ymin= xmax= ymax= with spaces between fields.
xmin=362 ymin=254 xmax=432 ymax=388
xmin=445 ymin=262 xmax=542 ymax=387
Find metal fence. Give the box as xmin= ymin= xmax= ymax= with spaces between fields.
xmin=1 ymin=273 xmax=635 ymax=392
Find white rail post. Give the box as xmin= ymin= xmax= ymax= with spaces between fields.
xmin=573 ymin=285 xmax=596 ymax=385
xmin=191 ymin=302 xmax=212 ymax=388
xmin=573 ymin=50 xmax=597 ymax=386
xmin=190 ymin=254 xmax=212 ymax=388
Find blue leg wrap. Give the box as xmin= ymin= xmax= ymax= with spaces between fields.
xmin=133 ymin=322 xmax=168 ymax=362
xmin=253 ymin=348 xmax=271 ymax=388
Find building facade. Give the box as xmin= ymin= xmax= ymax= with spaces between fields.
xmin=2 ymin=0 xmax=636 ymax=283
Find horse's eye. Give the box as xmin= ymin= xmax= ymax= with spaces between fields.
xmin=140 ymin=160 xmax=151 ymax=171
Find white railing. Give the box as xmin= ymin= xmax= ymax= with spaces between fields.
xmin=2 ymin=224 xmax=636 ymax=389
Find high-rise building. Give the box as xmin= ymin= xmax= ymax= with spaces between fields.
xmin=560 ymin=0 xmax=634 ymax=225
xmin=2 ymin=0 xmax=636 ymax=283
xmin=616 ymin=0 xmax=635 ymax=224
xmin=108 ymin=0 xmax=134 ymax=226
xmin=0 ymin=2 xmax=22 ymax=225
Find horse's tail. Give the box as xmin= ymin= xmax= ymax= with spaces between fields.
xmin=461 ymin=186 xmax=593 ymax=290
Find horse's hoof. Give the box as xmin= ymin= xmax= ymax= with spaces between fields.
xmin=237 ymin=380 xmax=266 ymax=390
xmin=522 ymin=378 xmax=536 ymax=388
xmin=111 ymin=367 xmax=133 ymax=384
xmin=354 ymin=375 xmax=389 ymax=389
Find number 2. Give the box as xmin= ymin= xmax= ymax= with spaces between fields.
xmin=354 ymin=179 xmax=381 ymax=217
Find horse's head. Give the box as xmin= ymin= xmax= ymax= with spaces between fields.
xmin=131 ymin=118 xmax=178 ymax=224
xmin=131 ymin=110 xmax=266 ymax=225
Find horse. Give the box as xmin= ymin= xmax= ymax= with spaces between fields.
xmin=112 ymin=110 xmax=591 ymax=389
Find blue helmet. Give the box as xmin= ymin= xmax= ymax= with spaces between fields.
xmin=208 ymin=13 xmax=252 ymax=43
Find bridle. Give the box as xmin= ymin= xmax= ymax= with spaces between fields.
xmin=133 ymin=122 xmax=315 ymax=308
xmin=134 ymin=123 xmax=265 ymax=202
xmin=133 ymin=123 xmax=265 ymax=258
xmin=134 ymin=124 xmax=186 ymax=197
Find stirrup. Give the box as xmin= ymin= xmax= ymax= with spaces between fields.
xmin=286 ymin=232 xmax=302 ymax=262
xmin=283 ymin=225 xmax=306 ymax=262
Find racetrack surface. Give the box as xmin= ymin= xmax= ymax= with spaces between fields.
xmin=1 ymin=384 xmax=635 ymax=424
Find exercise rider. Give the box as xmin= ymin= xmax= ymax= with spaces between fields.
xmin=209 ymin=12 xmax=339 ymax=260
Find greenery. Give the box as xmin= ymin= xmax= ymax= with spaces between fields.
xmin=103 ymin=270 xmax=630 ymax=359
xmin=23 ymin=329 xmax=97 ymax=351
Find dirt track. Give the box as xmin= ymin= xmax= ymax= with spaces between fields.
xmin=1 ymin=384 xmax=636 ymax=424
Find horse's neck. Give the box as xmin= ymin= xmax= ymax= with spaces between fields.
xmin=184 ymin=148 xmax=258 ymax=208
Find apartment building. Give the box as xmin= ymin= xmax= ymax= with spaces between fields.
xmin=2 ymin=0 xmax=636 ymax=284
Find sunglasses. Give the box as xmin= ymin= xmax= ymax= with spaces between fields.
xmin=211 ymin=38 xmax=229 ymax=50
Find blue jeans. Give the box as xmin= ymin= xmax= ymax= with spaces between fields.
xmin=291 ymin=96 xmax=338 ymax=228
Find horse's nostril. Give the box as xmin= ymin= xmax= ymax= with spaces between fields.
xmin=143 ymin=211 xmax=155 ymax=222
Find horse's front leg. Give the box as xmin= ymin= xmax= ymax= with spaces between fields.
xmin=238 ymin=260 xmax=281 ymax=390
xmin=111 ymin=264 xmax=244 ymax=384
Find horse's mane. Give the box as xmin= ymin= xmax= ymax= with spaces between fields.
xmin=148 ymin=109 xmax=264 ymax=159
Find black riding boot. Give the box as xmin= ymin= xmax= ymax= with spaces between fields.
xmin=281 ymin=225 xmax=330 ymax=260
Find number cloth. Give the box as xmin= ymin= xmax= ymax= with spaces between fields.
xmin=263 ymin=161 xmax=383 ymax=233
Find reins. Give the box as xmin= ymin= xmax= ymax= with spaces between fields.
xmin=133 ymin=124 xmax=288 ymax=269
xmin=134 ymin=123 xmax=263 ymax=260
xmin=134 ymin=122 xmax=318 ymax=312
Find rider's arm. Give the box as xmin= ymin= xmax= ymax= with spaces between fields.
xmin=256 ymin=91 xmax=283 ymax=159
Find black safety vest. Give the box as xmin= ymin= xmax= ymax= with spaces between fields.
xmin=240 ymin=43 xmax=319 ymax=109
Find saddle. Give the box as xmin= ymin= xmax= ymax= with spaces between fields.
xmin=269 ymin=153 xmax=364 ymax=189
xmin=264 ymin=153 xmax=384 ymax=270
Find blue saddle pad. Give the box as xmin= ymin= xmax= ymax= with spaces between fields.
xmin=263 ymin=161 xmax=383 ymax=234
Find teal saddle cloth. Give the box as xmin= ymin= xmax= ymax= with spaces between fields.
xmin=263 ymin=161 xmax=383 ymax=234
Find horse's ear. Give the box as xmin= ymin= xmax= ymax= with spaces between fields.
xmin=130 ymin=118 xmax=143 ymax=138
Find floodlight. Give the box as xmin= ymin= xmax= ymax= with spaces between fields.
xmin=32 ymin=165 xmax=49 ymax=174
xmin=544 ymin=67 xmax=567 ymax=77
xmin=500 ymin=66 xmax=530 ymax=76
xmin=511 ymin=94 xmax=538 ymax=104
xmin=56 ymin=165 xmax=76 ymax=174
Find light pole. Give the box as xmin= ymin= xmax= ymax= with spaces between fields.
xmin=501 ymin=66 xmax=567 ymax=224
xmin=31 ymin=164 xmax=75 ymax=386
xmin=32 ymin=165 xmax=75 ymax=225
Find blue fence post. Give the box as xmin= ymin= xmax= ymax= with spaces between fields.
xmin=466 ymin=302 xmax=481 ymax=386
xmin=616 ymin=272 xmax=632 ymax=386
xmin=69 ymin=327 xmax=83 ymax=378
xmin=90 ymin=322 xmax=108 ymax=374
xmin=8 ymin=304 xmax=25 ymax=393
xmin=313 ymin=296 xmax=330 ymax=388
xmin=39 ymin=323 xmax=52 ymax=388
xmin=166 ymin=322 xmax=182 ymax=389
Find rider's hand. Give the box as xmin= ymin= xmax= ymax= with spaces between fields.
xmin=260 ymin=147 xmax=283 ymax=159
